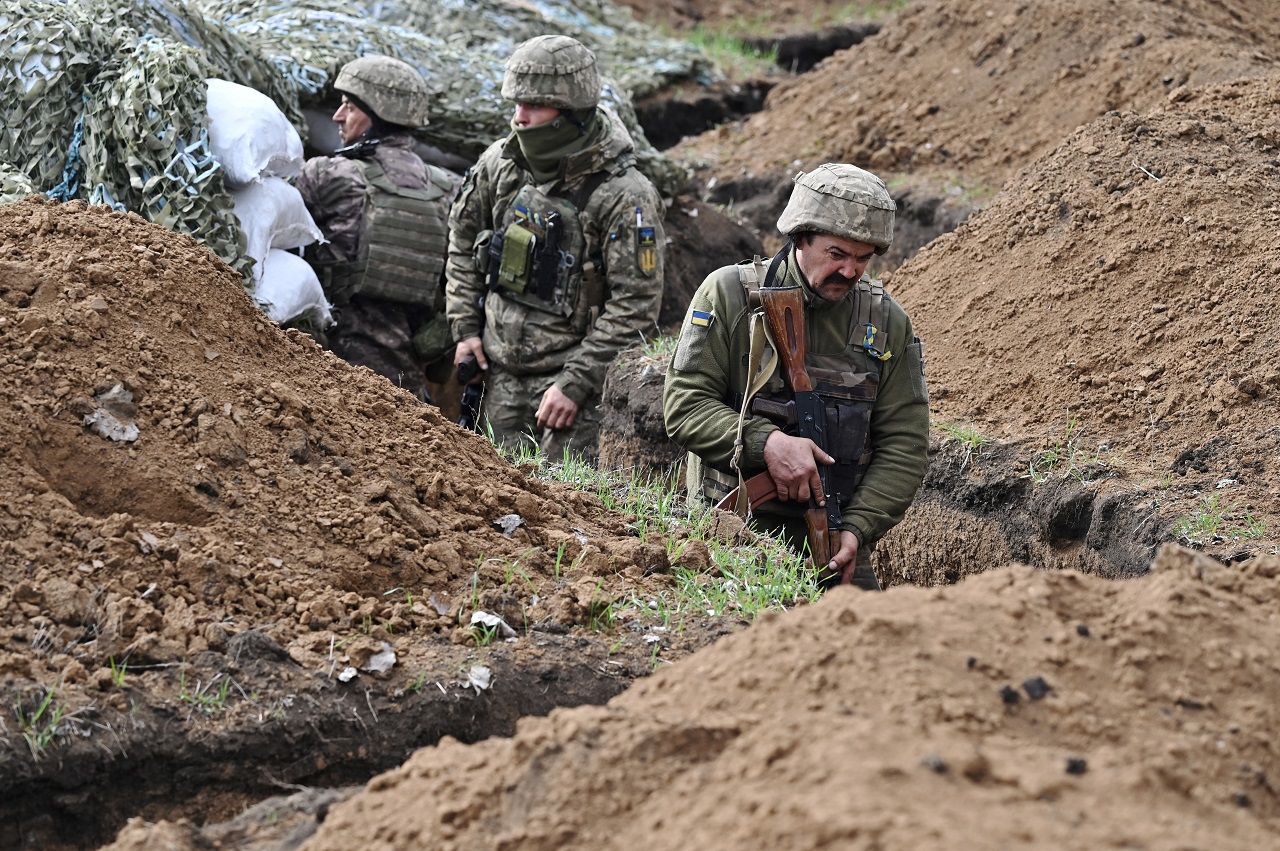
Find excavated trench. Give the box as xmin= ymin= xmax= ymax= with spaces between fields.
xmin=6 ymin=30 xmax=1189 ymax=851
xmin=2 ymin=636 xmax=657 ymax=850
xmin=8 ymin=401 xmax=1173 ymax=851
xmin=599 ymin=347 xmax=1173 ymax=587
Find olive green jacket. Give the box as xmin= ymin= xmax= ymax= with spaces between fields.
xmin=663 ymin=249 xmax=930 ymax=545
xmin=444 ymin=108 xmax=665 ymax=406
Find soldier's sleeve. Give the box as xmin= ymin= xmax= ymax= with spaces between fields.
xmin=296 ymin=157 xmax=366 ymax=265
xmin=662 ymin=270 xmax=778 ymax=473
xmin=839 ymin=302 xmax=930 ymax=545
xmin=555 ymin=173 xmax=666 ymax=405
xmin=444 ymin=150 xmax=498 ymax=343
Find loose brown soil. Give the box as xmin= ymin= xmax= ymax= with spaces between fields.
xmin=0 ymin=199 xmax=725 ymax=849
xmin=672 ymin=0 xmax=1280 ymax=189
xmin=300 ymin=546 xmax=1280 ymax=851
xmin=6 ymin=0 xmax=1280 ymax=848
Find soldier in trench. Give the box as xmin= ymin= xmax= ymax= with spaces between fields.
xmin=444 ymin=35 xmax=666 ymax=463
xmin=663 ymin=164 xmax=930 ymax=590
xmin=297 ymin=55 xmax=460 ymax=402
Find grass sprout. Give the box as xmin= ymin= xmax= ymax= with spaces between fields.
xmin=16 ymin=690 xmax=67 ymax=760
xmin=1023 ymin=415 xmax=1113 ymax=484
xmin=935 ymin=420 xmax=990 ymax=470
xmin=490 ymin=441 xmax=824 ymax=627
xmin=1175 ymin=495 xmax=1268 ymax=544
xmin=179 ymin=669 xmax=232 ymax=714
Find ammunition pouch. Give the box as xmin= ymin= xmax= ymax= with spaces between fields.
xmin=487 ymin=212 xmax=573 ymax=308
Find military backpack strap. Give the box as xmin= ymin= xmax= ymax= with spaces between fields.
xmin=857 ymin=278 xmax=893 ymax=362
xmin=572 ymin=168 xmax=617 ymax=326
xmin=736 ymin=254 xmax=771 ymax=311
xmin=725 ymin=246 xmax=791 ymax=517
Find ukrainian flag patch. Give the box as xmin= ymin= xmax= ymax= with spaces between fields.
xmin=690 ymin=309 xmax=714 ymax=328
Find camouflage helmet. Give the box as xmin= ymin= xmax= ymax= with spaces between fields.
xmin=334 ymin=55 xmax=430 ymax=128
xmin=777 ymin=164 xmax=896 ymax=255
xmin=501 ymin=35 xmax=600 ymax=110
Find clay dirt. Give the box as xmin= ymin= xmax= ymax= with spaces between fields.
xmin=3 ymin=0 xmax=1280 ymax=850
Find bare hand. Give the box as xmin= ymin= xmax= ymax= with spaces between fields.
xmin=828 ymin=530 xmax=860 ymax=584
xmin=454 ymin=336 xmax=488 ymax=374
xmin=536 ymin=384 xmax=579 ymax=431
xmin=763 ymin=431 xmax=834 ymax=503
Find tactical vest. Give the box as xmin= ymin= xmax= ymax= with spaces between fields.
xmin=700 ymin=255 xmax=891 ymax=508
xmin=325 ymin=158 xmax=451 ymax=307
xmin=486 ymin=174 xmax=609 ymax=335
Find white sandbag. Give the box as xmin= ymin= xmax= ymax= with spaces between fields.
xmin=254 ymin=249 xmax=334 ymax=328
xmin=206 ymin=78 xmax=304 ymax=186
xmin=232 ymin=177 xmax=324 ymax=283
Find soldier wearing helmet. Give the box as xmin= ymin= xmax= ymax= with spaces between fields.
xmin=445 ymin=35 xmax=665 ymax=462
xmin=297 ymin=55 xmax=460 ymax=403
xmin=663 ymin=163 xmax=929 ymax=590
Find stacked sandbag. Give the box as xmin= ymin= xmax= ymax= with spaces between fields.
xmin=207 ymin=78 xmax=329 ymax=326
xmin=253 ymin=249 xmax=333 ymax=329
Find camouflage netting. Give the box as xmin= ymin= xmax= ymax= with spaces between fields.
xmin=0 ymin=0 xmax=281 ymax=282
xmin=196 ymin=0 xmax=694 ymax=194
xmin=0 ymin=162 xmax=34 ymax=204
xmin=78 ymin=36 xmax=245 ymax=276
xmin=0 ymin=0 xmax=698 ymax=288
xmin=357 ymin=0 xmax=715 ymax=100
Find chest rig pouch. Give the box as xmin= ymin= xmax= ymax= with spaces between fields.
xmin=483 ymin=173 xmax=611 ymax=334
xmin=706 ymin=255 xmax=889 ymax=508
xmin=327 ymin=158 xmax=451 ymax=307
xmin=487 ymin=184 xmax=587 ymax=317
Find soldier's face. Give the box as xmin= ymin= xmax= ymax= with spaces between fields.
xmin=513 ymin=102 xmax=561 ymax=128
xmin=333 ymin=96 xmax=373 ymax=144
xmin=795 ymin=234 xmax=877 ymax=302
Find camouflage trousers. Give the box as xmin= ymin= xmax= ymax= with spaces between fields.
xmin=481 ymin=363 xmax=602 ymax=464
xmin=327 ymin=296 xmax=435 ymax=403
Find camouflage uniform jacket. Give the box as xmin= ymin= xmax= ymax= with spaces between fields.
xmin=444 ymin=107 xmax=665 ymax=406
xmin=297 ymin=133 xmax=456 ymax=268
xmin=663 ymin=248 xmax=930 ymax=546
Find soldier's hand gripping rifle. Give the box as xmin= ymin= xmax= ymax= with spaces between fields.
xmin=759 ymin=284 xmax=843 ymax=569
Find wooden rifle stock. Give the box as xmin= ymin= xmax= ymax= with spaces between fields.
xmin=758 ymin=285 xmax=842 ymax=567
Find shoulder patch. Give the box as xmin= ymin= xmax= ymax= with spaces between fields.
xmin=689 ymin=309 xmax=714 ymax=328
xmin=636 ymin=205 xmax=658 ymax=275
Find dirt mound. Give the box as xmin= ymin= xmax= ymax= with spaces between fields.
xmin=893 ymin=72 xmax=1280 ymax=534
xmin=0 ymin=198 xmax=674 ymax=664
xmin=287 ymin=545 xmax=1280 ymax=850
xmin=0 ymin=197 xmax=706 ymax=847
xmin=676 ymin=0 xmax=1280 ymax=189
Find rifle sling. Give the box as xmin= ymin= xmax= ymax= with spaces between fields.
xmin=728 ymin=243 xmax=791 ymax=517
xmin=715 ymin=471 xmax=777 ymax=512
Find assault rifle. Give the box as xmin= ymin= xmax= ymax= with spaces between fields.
xmin=334 ymin=138 xmax=381 ymax=160
xmin=456 ymin=355 xmax=484 ymax=432
xmin=758 ymin=284 xmax=842 ymax=570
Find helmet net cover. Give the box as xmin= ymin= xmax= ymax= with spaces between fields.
xmin=776 ymin=163 xmax=896 ymax=255
xmin=334 ymin=55 xmax=430 ymax=128
xmin=501 ymin=35 xmax=600 ymax=110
